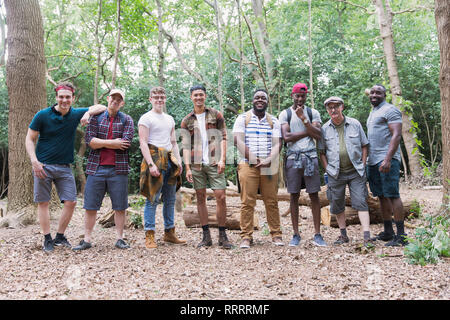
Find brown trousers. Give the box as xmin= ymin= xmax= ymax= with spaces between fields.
xmin=238 ymin=163 xmax=281 ymax=240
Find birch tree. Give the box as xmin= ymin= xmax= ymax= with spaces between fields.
xmin=373 ymin=0 xmax=422 ymax=179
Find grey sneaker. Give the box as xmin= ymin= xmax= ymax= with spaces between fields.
xmin=72 ymin=240 xmax=92 ymax=251
xmin=115 ymin=239 xmax=130 ymax=249
xmin=312 ymin=234 xmax=327 ymax=247
xmin=333 ymin=235 xmax=350 ymax=245
xmin=43 ymin=238 xmax=54 ymax=252
xmin=289 ymin=234 xmax=301 ymax=247
xmin=54 ymin=234 xmax=72 ymax=248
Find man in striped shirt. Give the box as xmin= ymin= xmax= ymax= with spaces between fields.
xmin=73 ymin=88 xmax=134 ymax=251
xmin=232 ymin=89 xmax=283 ymax=248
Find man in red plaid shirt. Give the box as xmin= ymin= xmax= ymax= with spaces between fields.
xmin=73 ymin=88 xmax=134 ymax=251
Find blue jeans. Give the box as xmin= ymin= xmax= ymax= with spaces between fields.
xmin=143 ymin=161 xmax=176 ymax=231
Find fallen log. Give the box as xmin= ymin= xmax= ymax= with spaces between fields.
xmin=182 ymin=203 xmax=259 ymax=230
xmin=179 ymin=186 xmax=328 ymax=206
xmin=321 ymin=199 xmax=416 ymax=228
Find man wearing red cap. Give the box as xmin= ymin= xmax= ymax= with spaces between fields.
xmin=279 ymin=83 xmax=325 ymax=246
xmin=25 ymin=81 xmax=106 ymax=252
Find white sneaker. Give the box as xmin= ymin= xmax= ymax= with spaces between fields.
xmin=272 ymin=237 xmax=284 ymax=246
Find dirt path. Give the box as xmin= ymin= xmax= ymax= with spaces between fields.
xmin=0 ymin=185 xmax=448 ymax=300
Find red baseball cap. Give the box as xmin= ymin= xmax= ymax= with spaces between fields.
xmin=292 ymin=83 xmax=308 ymax=94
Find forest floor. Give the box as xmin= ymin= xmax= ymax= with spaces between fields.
xmin=0 ymin=183 xmax=448 ymax=301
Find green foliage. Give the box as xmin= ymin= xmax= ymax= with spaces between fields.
xmin=404 ymin=214 xmax=450 ymax=266
xmin=407 ymin=199 xmax=422 ymax=219
xmin=129 ymin=196 xmax=146 ymax=210
xmin=129 ymin=212 xmax=143 ymax=229
xmin=0 ymin=0 xmax=442 ymax=196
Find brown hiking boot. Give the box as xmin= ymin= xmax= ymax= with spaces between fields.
xmin=218 ymin=230 xmax=232 ymax=249
xmin=163 ymin=227 xmax=187 ymax=245
xmin=145 ymin=230 xmax=157 ymax=249
xmin=197 ymin=229 xmax=213 ymax=248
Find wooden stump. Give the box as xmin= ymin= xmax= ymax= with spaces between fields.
xmin=98 ymin=208 xmax=143 ymax=229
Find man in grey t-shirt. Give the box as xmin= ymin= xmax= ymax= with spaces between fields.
xmin=279 ymin=83 xmax=324 ymax=247
xmin=366 ymin=84 xmax=406 ymax=246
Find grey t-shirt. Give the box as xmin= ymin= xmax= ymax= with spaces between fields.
xmin=278 ymin=106 xmax=321 ymax=158
xmin=366 ymin=101 xmax=402 ymax=166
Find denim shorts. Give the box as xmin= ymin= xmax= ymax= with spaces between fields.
xmin=367 ymin=159 xmax=400 ymax=198
xmin=326 ymin=170 xmax=368 ymax=214
xmin=33 ymin=164 xmax=77 ymax=203
xmin=83 ymin=166 xmax=129 ymax=211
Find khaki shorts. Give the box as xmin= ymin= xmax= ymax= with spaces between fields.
xmin=327 ymin=170 xmax=368 ymax=214
xmin=191 ymin=164 xmax=226 ymax=190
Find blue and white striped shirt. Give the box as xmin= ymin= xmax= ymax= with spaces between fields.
xmin=232 ymin=110 xmax=281 ymax=162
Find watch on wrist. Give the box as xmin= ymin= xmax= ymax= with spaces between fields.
xmin=303 ymin=118 xmax=309 ymax=124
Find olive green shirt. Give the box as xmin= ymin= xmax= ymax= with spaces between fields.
xmin=335 ymin=121 xmax=355 ymax=174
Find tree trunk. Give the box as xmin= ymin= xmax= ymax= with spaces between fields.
xmin=308 ymin=0 xmax=315 ymax=109
xmin=3 ymin=0 xmax=46 ymax=226
xmin=156 ymin=0 xmax=165 ymax=89
xmin=111 ymin=0 xmax=122 ymax=89
xmin=75 ymin=0 xmax=103 ymax=195
xmin=93 ymin=0 xmax=103 ymax=105
xmin=251 ymin=0 xmax=273 ymax=88
xmin=0 ymin=4 xmax=6 ymax=67
xmin=214 ymin=0 xmax=224 ymax=114
xmin=374 ymin=0 xmax=422 ymax=179
xmin=434 ymin=0 xmax=450 ymax=208
xmin=236 ymin=0 xmax=245 ymax=113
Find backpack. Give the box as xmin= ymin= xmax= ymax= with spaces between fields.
xmin=244 ymin=110 xmax=273 ymax=128
xmin=286 ymin=106 xmax=313 ymax=130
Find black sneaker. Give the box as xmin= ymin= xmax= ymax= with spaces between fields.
xmin=115 ymin=239 xmax=130 ymax=249
xmin=333 ymin=235 xmax=350 ymax=245
xmin=54 ymin=234 xmax=72 ymax=248
xmin=385 ymin=234 xmax=408 ymax=247
xmin=43 ymin=238 xmax=54 ymax=252
xmin=72 ymin=240 xmax=92 ymax=251
xmin=371 ymin=231 xmax=394 ymax=242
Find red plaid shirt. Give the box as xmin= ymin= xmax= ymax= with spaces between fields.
xmin=180 ymin=107 xmax=227 ymax=167
xmin=85 ymin=110 xmax=134 ymax=175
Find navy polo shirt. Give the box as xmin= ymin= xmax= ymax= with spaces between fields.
xmin=29 ymin=106 xmax=88 ymax=164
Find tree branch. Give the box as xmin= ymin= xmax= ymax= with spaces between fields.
xmin=392 ymin=5 xmax=434 ymax=15
xmin=335 ymin=0 xmax=374 ymax=14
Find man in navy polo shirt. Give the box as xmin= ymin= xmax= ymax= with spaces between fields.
xmin=25 ymin=81 xmax=106 ymax=252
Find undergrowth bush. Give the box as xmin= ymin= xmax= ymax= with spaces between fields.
xmin=404 ymin=214 xmax=450 ymax=266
